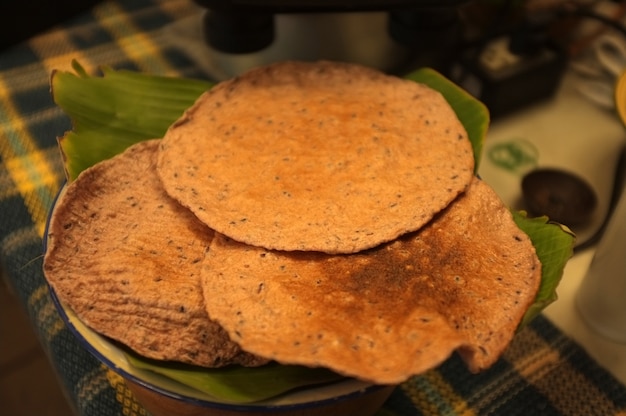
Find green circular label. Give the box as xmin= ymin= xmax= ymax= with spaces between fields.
xmin=488 ymin=140 xmax=539 ymax=173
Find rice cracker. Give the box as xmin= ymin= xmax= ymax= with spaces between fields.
xmin=43 ymin=140 xmax=266 ymax=368
xmin=157 ymin=60 xmax=475 ymax=253
xmin=200 ymin=177 xmax=541 ymax=384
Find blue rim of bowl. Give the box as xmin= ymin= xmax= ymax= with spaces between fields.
xmin=43 ymin=184 xmax=392 ymax=412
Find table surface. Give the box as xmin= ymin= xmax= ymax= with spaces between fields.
xmin=2 ymin=1 xmax=626 ymax=415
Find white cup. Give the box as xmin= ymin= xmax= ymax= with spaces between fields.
xmin=576 ymin=183 xmax=626 ymax=343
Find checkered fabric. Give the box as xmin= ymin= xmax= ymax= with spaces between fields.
xmin=1 ymin=1 xmax=626 ymax=415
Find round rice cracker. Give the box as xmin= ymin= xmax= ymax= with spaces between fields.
xmin=43 ymin=139 xmax=266 ymax=368
xmin=200 ymin=177 xmax=541 ymax=384
xmin=157 ymin=60 xmax=475 ymax=254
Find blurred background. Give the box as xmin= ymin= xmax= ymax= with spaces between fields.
xmin=4 ymin=0 xmax=625 ymax=118
xmin=2 ymin=1 xmax=626 ymax=414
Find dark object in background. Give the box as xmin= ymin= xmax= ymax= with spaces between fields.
xmin=449 ymin=35 xmax=568 ymax=119
xmin=192 ymin=0 xmax=469 ymax=74
xmin=1 ymin=0 xmax=102 ymax=51
xmin=193 ymin=0 xmax=468 ymax=53
xmin=522 ymin=168 xmax=598 ymax=226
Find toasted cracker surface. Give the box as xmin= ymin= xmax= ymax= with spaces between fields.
xmin=157 ymin=60 xmax=474 ymax=253
xmin=43 ymin=140 xmax=266 ymax=368
xmin=200 ymin=177 xmax=541 ymax=383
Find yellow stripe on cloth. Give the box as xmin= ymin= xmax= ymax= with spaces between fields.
xmin=505 ymin=326 xmax=626 ymax=416
xmin=28 ymin=285 xmax=66 ymax=342
xmin=402 ymin=370 xmax=476 ymax=416
xmin=106 ymin=369 xmax=150 ymax=416
xmin=28 ymin=28 xmax=92 ymax=74
xmin=94 ymin=1 xmax=179 ymax=76
xmin=0 ymin=226 xmax=40 ymax=257
xmin=3 ymin=152 xmax=60 ymax=237
xmin=0 ymin=81 xmax=61 ymax=237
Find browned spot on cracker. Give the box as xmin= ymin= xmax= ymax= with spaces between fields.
xmin=200 ymin=178 xmax=541 ymax=383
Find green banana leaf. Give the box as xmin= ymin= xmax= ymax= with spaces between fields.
xmin=50 ymin=61 xmax=575 ymax=402
xmin=405 ymin=67 xmax=489 ymax=172
xmin=52 ymin=60 xmax=213 ymax=180
xmin=125 ymin=353 xmax=344 ymax=403
xmin=513 ymin=212 xmax=575 ymax=327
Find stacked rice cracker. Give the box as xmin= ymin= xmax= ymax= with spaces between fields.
xmin=43 ymin=61 xmax=541 ymax=385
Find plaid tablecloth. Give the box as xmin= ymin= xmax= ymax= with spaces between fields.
xmin=2 ymin=1 xmax=626 ymax=415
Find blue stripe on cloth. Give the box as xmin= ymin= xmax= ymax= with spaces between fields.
xmin=74 ymin=366 xmax=123 ymax=416
xmin=1 ymin=234 xmax=46 ymax=305
xmin=531 ymin=315 xmax=626 ymax=411
xmin=403 ymin=373 xmax=465 ymax=415
xmin=11 ymin=83 xmax=58 ymax=119
xmin=67 ymin=19 xmax=116 ymax=51
xmin=119 ymin=1 xmax=180 ymax=32
xmin=118 ymin=0 xmax=170 ymax=14
xmin=434 ymin=325 xmax=562 ymax=416
xmin=0 ymin=44 xmax=42 ymax=71
xmin=380 ymin=385 xmax=430 ymax=415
